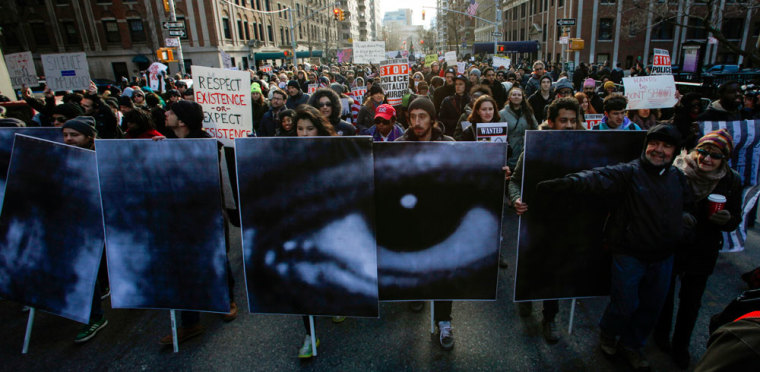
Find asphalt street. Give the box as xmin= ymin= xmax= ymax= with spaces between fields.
xmin=2 ymin=210 xmax=758 ymax=371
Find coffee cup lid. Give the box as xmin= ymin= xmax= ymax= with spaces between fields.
xmin=708 ymin=194 xmax=726 ymax=203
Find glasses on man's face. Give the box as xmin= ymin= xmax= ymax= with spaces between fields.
xmin=696 ymin=148 xmax=725 ymax=160
xmin=374 ymin=118 xmax=390 ymax=125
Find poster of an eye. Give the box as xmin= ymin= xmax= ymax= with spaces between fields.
xmin=374 ymin=142 xmax=506 ymax=301
xmin=96 ymin=139 xmax=230 ymax=313
xmin=0 ymin=135 xmax=103 ymax=324
xmin=0 ymin=128 xmax=63 ymax=206
xmin=515 ymin=131 xmax=646 ymax=301
xmin=236 ymin=137 xmax=378 ymax=317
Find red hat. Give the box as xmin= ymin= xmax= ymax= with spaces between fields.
xmin=374 ymin=104 xmax=396 ymax=121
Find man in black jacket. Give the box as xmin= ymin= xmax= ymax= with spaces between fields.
xmin=482 ymin=67 xmax=507 ymax=110
xmin=537 ymin=124 xmax=692 ymax=371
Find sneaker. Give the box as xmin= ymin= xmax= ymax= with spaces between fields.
xmin=499 ymin=254 xmax=509 ymax=268
xmin=298 ymin=334 xmax=320 ymax=358
xmin=159 ymin=324 xmax=204 ymax=345
xmin=437 ymin=321 xmax=454 ymax=351
xmin=599 ymin=331 xmax=618 ymax=356
xmin=74 ymin=318 xmax=108 ymax=343
xmin=331 ymin=316 xmax=346 ymax=323
xmin=222 ymin=301 xmax=238 ymax=322
xmin=672 ymin=347 xmax=690 ymax=369
xmin=620 ymin=346 xmax=651 ymax=371
xmin=518 ymin=302 xmax=533 ymax=317
xmin=100 ymin=287 xmax=110 ymax=300
xmin=408 ymin=301 xmax=424 ymax=313
xmin=542 ymin=319 xmax=560 ymax=344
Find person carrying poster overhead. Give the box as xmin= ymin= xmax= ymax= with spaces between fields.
xmin=155 ymin=101 xmax=239 ymax=345
xmin=535 ymin=124 xmax=693 ymax=371
xmin=507 ymin=97 xmax=585 ymax=344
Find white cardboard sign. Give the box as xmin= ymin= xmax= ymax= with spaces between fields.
xmin=192 ymin=65 xmax=253 ymax=146
xmin=623 ymin=75 xmax=678 ymax=110
xmin=379 ymin=58 xmax=409 ymax=106
xmin=4 ymin=51 xmax=37 ymax=89
xmin=353 ymin=41 xmax=387 ymax=64
xmin=41 ymin=53 xmax=91 ymax=91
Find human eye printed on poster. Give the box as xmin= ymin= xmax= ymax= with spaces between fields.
xmin=0 ymin=128 xmax=63 ymax=207
xmin=192 ymin=65 xmax=253 ymax=146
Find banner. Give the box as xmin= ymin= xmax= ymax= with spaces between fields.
xmin=4 ymin=52 xmax=37 ymax=89
xmin=259 ymin=65 xmax=272 ymax=74
xmin=444 ymin=51 xmax=457 ymax=67
xmin=379 ymin=58 xmax=409 ymax=106
xmin=353 ymin=41 xmax=386 ymax=64
xmin=651 ymin=48 xmax=672 ymax=75
xmin=221 ymin=51 xmax=232 ymax=69
xmin=493 ymin=55 xmax=511 ymax=69
xmin=337 ymin=48 xmax=353 ymax=63
xmin=147 ymin=62 xmax=167 ymax=92
xmin=307 ymin=83 xmax=318 ymax=94
xmin=41 ymin=52 xmax=90 ymax=91
xmin=351 ymin=86 xmax=367 ymax=99
xmin=584 ymin=114 xmax=604 ymax=129
xmin=476 ymin=123 xmax=509 ymax=142
xmin=623 ymin=75 xmax=678 ymax=110
xmin=457 ymin=62 xmax=467 ymax=74
xmin=192 ymin=65 xmax=252 ymax=146
xmin=425 ymin=54 xmax=438 ymax=65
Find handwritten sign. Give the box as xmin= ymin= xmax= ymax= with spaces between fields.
xmin=623 ymin=75 xmax=678 ymax=110
xmin=4 ymin=52 xmax=37 ymax=89
xmin=148 ymin=62 xmax=167 ymax=92
xmin=221 ymin=51 xmax=232 ymax=69
xmin=337 ymin=48 xmax=353 ymax=63
xmin=192 ymin=65 xmax=252 ymax=146
xmin=651 ymin=49 xmax=672 ymax=75
xmin=476 ymin=123 xmax=509 ymax=142
xmin=584 ymin=114 xmax=604 ymax=130
xmin=493 ymin=56 xmax=511 ymax=69
xmin=307 ymin=83 xmax=318 ymax=94
xmin=41 ymin=53 xmax=90 ymax=91
xmin=353 ymin=41 xmax=386 ymax=64
xmin=351 ymin=86 xmax=367 ymax=99
xmin=444 ymin=51 xmax=457 ymax=67
xmin=259 ymin=65 xmax=272 ymax=74
xmin=379 ymin=58 xmax=409 ymax=106
xmin=425 ymin=54 xmax=438 ymax=65
xmin=457 ymin=62 xmax=467 ymax=74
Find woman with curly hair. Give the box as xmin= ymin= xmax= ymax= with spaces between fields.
xmin=307 ymin=88 xmax=356 ymax=135
xmin=275 ymin=109 xmax=296 ymax=136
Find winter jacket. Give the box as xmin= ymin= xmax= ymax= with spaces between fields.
xmin=285 ymin=91 xmax=310 ymax=110
xmin=307 ymin=88 xmax=356 ymax=136
xmin=486 ymin=79 xmax=508 ymax=111
xmin=366 ymin=124 xmax=405 ymax=141
xmin=527 ymin=91 xmax=553 ymax=124
xmin=357 ymin=102 xmax=382 ymax=134
xmin=525 ymin=73 xmax=550 ymax=98
xmin=697 ymin=101 xmax=743 ymax=122
xmin=432 ymin=84 xmax=455 ymax=115
xmin=498 ymin=104 xmax=538 ymax=169
xmin=592 ymin=116 xmax=642 ymax=130
xmin=251 ymin=98 xmax=269 ymax=133
xmin=258 ymin=106 xmax=284 ymax=137
xmin=439 ymin=94 xmax=470 ymax=137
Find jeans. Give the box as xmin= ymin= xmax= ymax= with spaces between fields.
xmin=599 ymin=254 xmax=674 ymax=349
xmin=434 ymin=301 xmax=452 ymax=322
xmin=654 ymin=271 xmax=711 ymax=351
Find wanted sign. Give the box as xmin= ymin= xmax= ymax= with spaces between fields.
xmin=41 ymin=53 xmax=91 ymax=91
xmin=476 ymin=123 xmax=509 ymax=142
xmin=192 ymin=65 xmax=252 ymax=146
xmin=379 ymin=58 xmax=409 ymax=107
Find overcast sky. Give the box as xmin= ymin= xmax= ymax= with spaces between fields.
xmin=379 ymin=0 xmax=437 ymax=28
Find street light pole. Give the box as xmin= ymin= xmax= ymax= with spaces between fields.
xmin=288 ymin=7 xmax=297 ymax=67
xmin=167 ymin=0 xmax=185 ymax=75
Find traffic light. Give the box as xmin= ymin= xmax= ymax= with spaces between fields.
xmin=339 ymin=9 xmax=345 ymax=21
xmin=156 ymin=48 xmax=175 ymax=62
xmin=283 ymin=50 xmax=291 ymax=57
xmin=498 ymin=45 xmax=505 ymax=52
xmin=333 ymin=8 xmax=340 ymax=20
xmin=422 ymin=10 xmax=425 ymax=20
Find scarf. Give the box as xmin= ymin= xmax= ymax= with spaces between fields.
xmin=674 ymin=151 xmax=727 ymax=201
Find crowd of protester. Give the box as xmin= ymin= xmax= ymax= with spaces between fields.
xmin=1 ymin=55 xmax=759 ymax=370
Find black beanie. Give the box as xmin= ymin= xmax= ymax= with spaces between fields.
xmin=408 ymin=97 xmax=437 ymax=121
xmin=118 ymin=96 xmax=134 ymax=108
xmin=170 ymin=100 xmax=204 ymax=131
xmin=368 ymin=84 xmax=384 ymax=97
xmin=62 ymin=116 xmax=98 ymax=137
xmin=287 ymin=80 xmax=301 ymax=90
xmin=53 ymin=103 xmax=84 ymax=119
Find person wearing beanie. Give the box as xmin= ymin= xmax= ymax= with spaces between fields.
xmin=118 ymin=95 xmax=134 ymax=114
xmin=603 ymin=80 xmax=617 ymax=96
xmin=285 ymin=80 xmax=310 ymax=110
xmin=80 ymin=93 xmax=123 ymax=139
xmin=439 ymin=74 xmax=470 ymax=137
xmin=582 ymin=78 xmax=604 ymax=113
xmin=432 ymin=67 xmax=459 ymax=112
xmin=250 ymin=82 xmax=268 ymax=134
xmin=468 ymin=68 xmax=481 ymax=86
xmin=356 ymin=84 xmax=386 ymax=134
xmin=52 ymin=103 xmax=85 ymax=127
xmin=166 ymin=89 xmax=182 ymax=106
xmin=654 ymin=128 xmax=742 ymax=369
xmin=536 ymin=124 xmax=691 ymax=370
xmin=62 ymin=116 xmax=98 ymax=149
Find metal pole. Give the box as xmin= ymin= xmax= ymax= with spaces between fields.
xmin=22 ymin=307 xmax=35 ymax=354
xmin=493 ymin=0 xmax=499 ymax=55
xmin=430 ymin=301 xmax=435 ymax=334
xmin=568 ymin=299 xmax=576 ymax=335
xmin=309 ymin=316 xmax=317 ymax=357
xmin=167 ymin=0 xmax=185 ymax=75
xmin=288 ymin=8 xmax=297 ymax=67
xmin=170 ymin=310 xmax=179 ymax=353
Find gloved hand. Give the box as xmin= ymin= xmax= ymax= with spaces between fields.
xmin=709 ymin=210 xmax=731 ymax=225
xmin=536 ymin=178 xmax=574 ymax=193
xmin=682 ymin=212 xmax=697 ymax=229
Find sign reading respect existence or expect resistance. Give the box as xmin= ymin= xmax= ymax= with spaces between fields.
xmin=352 ymin=41 xmax=386 ymax=64
xmin=4 ymin=52 xmax=37 ymax=89
xmin=379 ymin=58 xmax=409 ymax=107
xmin=41 ymin=52 xmax=91 ymax=91
xmin=623 ymin=75 xmax=678 ymax=110
xmin=192 ymin=65 xmax=252 ymax=146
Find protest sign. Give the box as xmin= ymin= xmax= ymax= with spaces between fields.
xmin=351 ymin=86 xmax=367 ymax=99
xmin=584 ymin=114 xmax=604 ymax=129
xmin=337 ymin=48 xmax=353 ymax=63
xmin=307 ymin=83 xmax=318 ymax=94
xmin=4 ymin=52 xmax=37 ymax=89
xmin=457 ymin=62 xmax=467 ymax=74
xmin=425 ymin=54 xmax=438 ymax=65
xmin=493 ymin=56 xmax=511 ymax=69
xmin=444 ymin=51 xmax=457 ymax=67
xmin=236 ymin=137 xmax=379 ymax=316
xmin=0 ymin=135 xmax=103 ymax=324
xmin=476 ymin=123 xmax=509 ymax=142
xmin=41 ymin=53 xmax=90 ymax=91
xmin=379 ymin=58 xmax=409 ymax=106
xmin=259 ymin=65 xmax=272 ymax=74
xmin=651 ymin=48 xmax=672 ymax=75
xmin=192 ymin=65 xmax=252 ymax=146
xmin=147 ymin=62 xmax=167 ymax=92
xmin=516 ymin=131 xmax=646 ymax=301
xmin=623 ymin=75 xmax=678 ymax=110
xmin=221 ymin=51 xmax=232 ymax=69
xmin=375 ymin=142 xmax=505 ymax=301
xmin=353 ymin=41 xmax=386 ymax=64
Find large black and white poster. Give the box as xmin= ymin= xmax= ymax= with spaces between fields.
xmin=0 ymin=135 xmax=103 ymax=324
xmin=374 ymin=142 xmax=506 ymax=301
xmin=0 ymin=128 xmax=63 ymax=206
xmin=96 ymin=139 xmax=230 ymax=313
xmin=235 ymin=137 xmax=379 ymax=317
xmin=515 ymin=131 xmax=646 ymax=301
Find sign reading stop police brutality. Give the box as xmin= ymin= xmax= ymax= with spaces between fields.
xmin=41 ymin=52 xmax=91 ymax=91
xmin=192 ymin=65 xmax=252 ymax=146
xmin=379 ymin=58 xmax=409 ymax=106
xmin=651 ymin=48 xmax=672 ymax=75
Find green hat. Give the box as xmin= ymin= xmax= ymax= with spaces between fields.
xmin=251 ymin=82 xmax=262 ymax=94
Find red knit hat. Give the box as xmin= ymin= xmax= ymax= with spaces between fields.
xmin=698 ymin=128 xmax=733 ymax=156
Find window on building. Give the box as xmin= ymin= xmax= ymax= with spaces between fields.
xmin=687 ymin=18 xmax=706 ymax=39
xmin=241 ymin=0 xmax=246 ymax=6
xmin=513 ymin=8 xmax=517 ymax=20
xmin=103 ymin=20 xmax=120 ymax=43
xmin=235 ymin=0 xmax=239 ymax=4
xmin=651 ymin=18 xmax=674 ymax=40
xmin=559 ymin=0 xmax=564 ymax=6
xmin=544 ymin=0 xmax=548 ymax=12
xmin=280 ymin=27 xmax=284 ymax=44
xmin=253 ymin=22 xmax=259 ymax=40
xmin=521 ymin=3 xmax=526 ymax=17
xmin=128 ymin=19 xmax=146 ymax=43
xmin=1 ymin=24 xmax=21 ymax=47
xmin=600 ymin=0 xmax=615 ymax=3
xmin=599 ymin=18 xmax=613 ymax=40
xmin=520 ymin=28 xmax=525 ymax=40
xmin=625 ymin=55 xmax=633 ymax=69
xmin=286 ymin=29 xmax=290 ymax=43
xmin=542 ymin=23 xmax=547 ymax=42
xmin=755 ymin=21 xmax=760 ymax=36
xmin=596 ymin=53 xmax=610 ymax=63
xmin=259 ymin=24 xmax=264 ymax=40
xmin=62 ymin=21 xmax=79 ymax=44
xmin=222 ymin=18 xmax=231 ymax=39
xmin=245 ymin=21 xmax=250 ymax=39
xmin=255 ymin=0 xmax=261 ymax=9
xmin=299 ymin=24 xmax=302 ymax=39
xmin=30 ymin=22 xmax=50 ymax=45
xmin=268 ymin=25 xmax=273 ymax=42
xmin=722 ymin=18 xmax=744 ymax=40
xmin=238 ymin=19 xmax=244 ymax=39
xmin=265 ymin=0 xmax=270 ymax=11
xmin=297 ymin=4 xmax=301 ymax=16
xmin=56 ymin=0 xmax=69 ymax=4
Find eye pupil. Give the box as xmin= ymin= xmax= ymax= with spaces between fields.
xmin=400 ymin=194 xmax=417 ymax=209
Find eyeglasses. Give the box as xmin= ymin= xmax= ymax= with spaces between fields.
xmin=318 ymin=102 xmax=332 ymax=108
xmin=696 ymin=148 xmax=725 ymax=160
xmin=374 ymin=118 xmax=390 ymax=125
xmin=535 ymin=67 xmax=544 ymax=71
